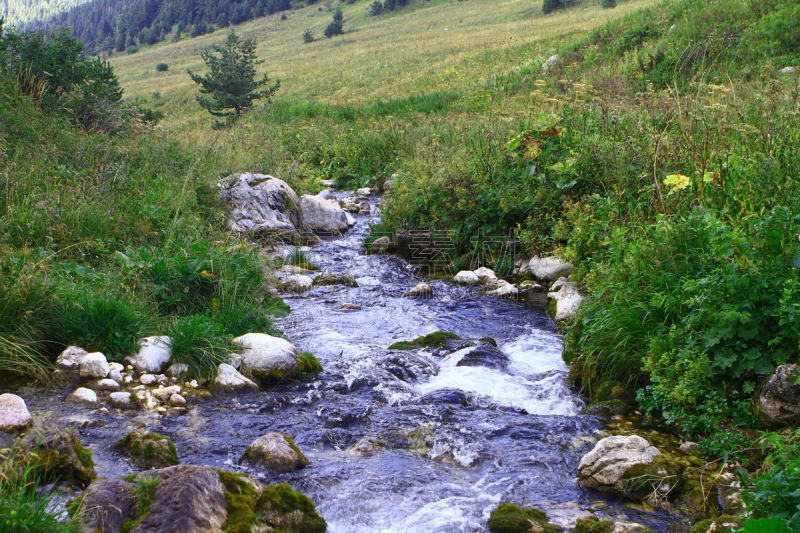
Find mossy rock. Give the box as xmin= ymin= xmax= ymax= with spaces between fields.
xmin=293 ymin=262 xmax=320 ymax=271
xmin=13 ymin=428 xmax=96 ymax=488
xmin=218 ymin=470 xmax=327 ymax=533
xmin=574 ymin=519 xmax=615 ymax=533
xmin=389 ymin=331 xmax=461 ymax=350
xmin=297 ymin=352 xmax=323 ymax=377
xmin=488 ymin=503 xmax=564 ymax=533
xmin=594 ymin=381 xmax=636 ymax=404
xmin=113 ymin=429 xmax=179 ymax=470
xmin=313 ymin=274 xmax=358 ymax=287
xmin=689 ymin=515 xmax=740 ymax=533
xmin=622 ymin=453 xmax=683 ymax=500
xmin=239 ymin=432 xmax=310 ymax=473
xmin=580 ymin=399 xmax=635 ymax=418
xmin=479 ymin=336 xmax=498 ymax=347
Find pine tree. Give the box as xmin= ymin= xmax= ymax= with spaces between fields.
xmin=188 ymin=30 xmax=280 ymax=124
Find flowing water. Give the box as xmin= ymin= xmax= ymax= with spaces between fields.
xmin=9 ymin=193 xmax=684 ymax=532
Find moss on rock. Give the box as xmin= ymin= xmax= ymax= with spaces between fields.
xmin=622 ymin=453 xmax=682 ymax=500
xmin=297 ymin=352 xmax=323 ymax=377
xmin=113 ymin=429 xmax=179 ymax=470
xmin=389 ymin=331 xmax=461 ymax=350
xmin=689 ymin=515 xmax=740 ymax=533
xmin=218 ymin=470 xmax=327 ymax=533
xmin=488 ymin=503 xmax=563 ymax=533
xmin=574 ymin=519 xmax=615 ymax=533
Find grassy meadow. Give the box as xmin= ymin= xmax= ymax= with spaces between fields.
xmin=109 ymin=0 xmax=659 ymax=125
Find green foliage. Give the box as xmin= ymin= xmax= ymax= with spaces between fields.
xmin=57 ymin=292 xmax=151 ymax=361
xmin=369 ymin=0 xmax=384 ymax=16
xmin=0 ymin=22 xmax=125 ymax=131
xmin=741 ymin=430 xmax=800 ymax=532
xmin=166 ymin=314 xmax=235 ymax=378
xmin=542 ymin=0 xmax=562 ymax=15
xmin=302 ymin=30 xmax=315 ymax=43
xmin=133 ymin=475 xmax=161 ymax=516
xmin=0 ymin=471 xmax=81 ymax=533
xmin=188 ymin=30 xmax=280 ymax=124
xmin=574 ymin=519 xmax=615 ymax=533
xmin=156 ymin=62 xmax=169 ymax=72
xmin=324 ymin=19 xmax=343 ymax=38
xmin=601 ymin=0 xmax=616 ymax=7
xmin=332 ymin=8 xmax=343 ymax=21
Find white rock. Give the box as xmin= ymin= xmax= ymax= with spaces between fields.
xmin=298 ymin=194 xmax=350 ymax=234
xmin=779 ymin=66 xmax=797 ymax=75
xmin=232 ymin=333 xmax=300 ymax=384
xmin=66 ymin=387 xmax=99 ymax=405
xmin=210 ymin=363 xmax=260 ymax=394
xmin=108 ymin=362 xmax=124 ymax=383
xmin=93 ymin=379 xmax=121 ymax=391
xmin=472 ymin=267 xmax=497 ymax=281
xmin=108 ymin=392 xmax=134 ymax=409
xmin=166 ymin=363 xmax=189 ymax=379
xmin=130 ymin=336 xmax=172 ymax=374
xmin=578 ymin=435 xmax=660 ymax=489
xmin=340 ymin=303 xmax=362 ymax=311
xmin=613 ymin=522 xmax=653 ymax=533
xmin=217 ymin=173 xmax=302 ymax=240
xmin=79 ymin=352 xmax=110 ymax=380
xmin=485 ymin=280 xmax=518 ymax=298
xmin=547 ymin=277 xmax=584 ymax=321
xmin=139 ymin=396 xmax=160 ymax=410
xmin=189 ymin=380 xmax=199 ymax=389
xmin=542 ymin=54 xmax=560 ymax=73
xmin=453 ymin=270 xmax=480 ymax=285
xmin=123 ymin=375 xmax=133 ymax=384
xmin=345 ymin=212 xmax=357 ymax=227
xmin=528 ymin=256 xmax=574 ymax=280
xmin=283 ymin=275 xmax=313 ymax=293
xmin=316 ymin=189 xmax=336 ymax=201
xmin=168 ymin=394 xmax=187 ymax=407
xmin=153 ymin=386 xmax=182 ymax=402
xmin=356 ymin=187 xmax=372 ymax=195
xmin=139 ymin=374 xmax=158 ymax=385
xmin=56 ymin=346 xmax=88 ymax=373
xmin=0 ymin=394 xmax=32 ymax=431
xmin=404 ymin=283 xmax=433 ymax=297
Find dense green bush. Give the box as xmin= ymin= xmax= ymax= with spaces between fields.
xmin=324 ymin=19 xmax=343 ymax=38
xmin=165 ymin=314 xmax=234 ymax=378
xmin=156 ymin=62 xmax=169 ymax=71
xmin=542 ymin=0 xmax=562 ymax=15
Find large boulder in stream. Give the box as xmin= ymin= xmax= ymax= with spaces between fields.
xmin=232 ymin=333 xmax=300 ymax=384
xmin=218 ymin=173 xmax=303 ymax=242
xmin=299 ymin=194 xmax=352 ymax=234
xmin=74 ymin=466 xmax=327 ymax=533
xmin=113 ymin=429 xmax=179 ymax=470
xmin=0 ymin=393 xmax=32 ymax=431
xmin=3 ymin=426 xmax=96 ymax=488
xmin=488 ymin=503 xmax=563 ymax=533
xmin=239 ymin=432 xmax=311 ymax=472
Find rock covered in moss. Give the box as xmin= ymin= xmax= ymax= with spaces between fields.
xmin=313 ymin=273 xmax=358 ymax=287
xmin=12 ymin=427 xmax=96 ymax=488
xmin=232 ymin=333 xmax=300 ymax=385
xmin=73 ymin=475 xmax=138 ymax=533
xmin=113 ymin=428 xmax=179 ymax=470
xmin=689 ymin=515 xmax=741 ymax=533
xmin=577 ymin=435 xmax=660 ymax=492
xmin=239 ymin=432 xmax=310 ymax=473
xmin=487 ymin=503 xmax=564 ymax=533
xmin=0 ymin=393 xmax=32 ymax=431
